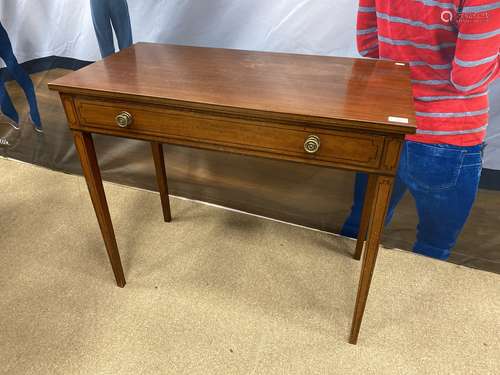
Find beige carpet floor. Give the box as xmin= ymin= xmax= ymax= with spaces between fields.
xmin=0 ymin=157 xmax=499 ymax=375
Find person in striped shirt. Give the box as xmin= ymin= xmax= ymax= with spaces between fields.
xmin=341 ymin=0 xmax=499 ymax=259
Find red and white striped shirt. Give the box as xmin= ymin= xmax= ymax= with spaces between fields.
xmin=357 ymin=0 xmax=499 ymax=146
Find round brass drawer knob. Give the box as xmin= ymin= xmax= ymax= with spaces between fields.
xmin=304 ymin=135 xmax=321 ymax=154
xmin=115 ymin=111 xmax=133 ymax=128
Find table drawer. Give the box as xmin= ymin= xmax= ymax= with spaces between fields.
xmin=74 ymin=98 xmax=384 ymax=168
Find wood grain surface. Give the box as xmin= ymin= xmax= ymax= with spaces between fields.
xmin=49 ymin=43 xmax=416 ymax=133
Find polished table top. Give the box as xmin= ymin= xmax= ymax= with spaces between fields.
xmin=50 ymin=43 xmax=416 ymax=134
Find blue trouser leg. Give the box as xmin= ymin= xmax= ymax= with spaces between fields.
xmin=109 ymin=0 xmax=133 ymax=51
xmin=0 ymin=22 xmax=42 ymax=130
xmin=340 ymin=173 xmax=369 ymax=238
xmin=341 ymin=141 xmax=483 ymax=260
xmin=402 ymin=141 xmax=483 ymax=259
xmin=0 ymin=77 xmax=19 ymax=124
xmin=90 ymin=0 xmax=132 ymax=58
xmin=90 ymin=0 xmax=115 ymax=58
xmin=340 ymin=171 xmax=407 ymax=238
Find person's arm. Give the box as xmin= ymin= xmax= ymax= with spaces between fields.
xmin=450 ymin=0 xmax=499 ymax=92
xmin=356 ymin=0 xmax=379 ymax=58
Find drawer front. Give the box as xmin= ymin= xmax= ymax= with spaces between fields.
xmin=75 ymin=98 xmax=384 ymax=169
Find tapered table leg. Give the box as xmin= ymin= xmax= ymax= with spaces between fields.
xmin=73 ymin=131 xmax=126 ymax=288
xmin=353 ymin=174 xmax=377 ymax=260
xmin=151 ymin=142 xmax=172 ymax=222
xmin=349 ymin=175 xmax=394 ymax=344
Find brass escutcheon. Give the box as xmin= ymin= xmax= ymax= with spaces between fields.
xmin=304 ymin=135 xmax=320 ymax=154
xmin=115 ymin=111 xmax=133 ymax=128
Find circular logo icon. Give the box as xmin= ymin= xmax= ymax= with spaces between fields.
xmin=441 ymin=10 xmax=453 ymax=23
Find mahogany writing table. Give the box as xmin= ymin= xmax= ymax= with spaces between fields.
xmin=49 ymin=43 xmax=416 ymax=344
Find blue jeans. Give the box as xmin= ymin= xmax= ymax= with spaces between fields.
xmin=341 ymin=141 xmax=484 ymax=260
xmin=90 ymin=0 xmax=133 ymax=58
xmin=0 ymin=22 xmax=42 ymax=130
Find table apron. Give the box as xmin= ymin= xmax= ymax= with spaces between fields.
xmin=62 ymin=95 xmax=404 ymax=176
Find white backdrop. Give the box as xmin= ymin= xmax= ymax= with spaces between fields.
xmin=0 ymin=0 xmax=357 ymax=62
xmin=1 ymin=0 xmax=499 ymax=168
